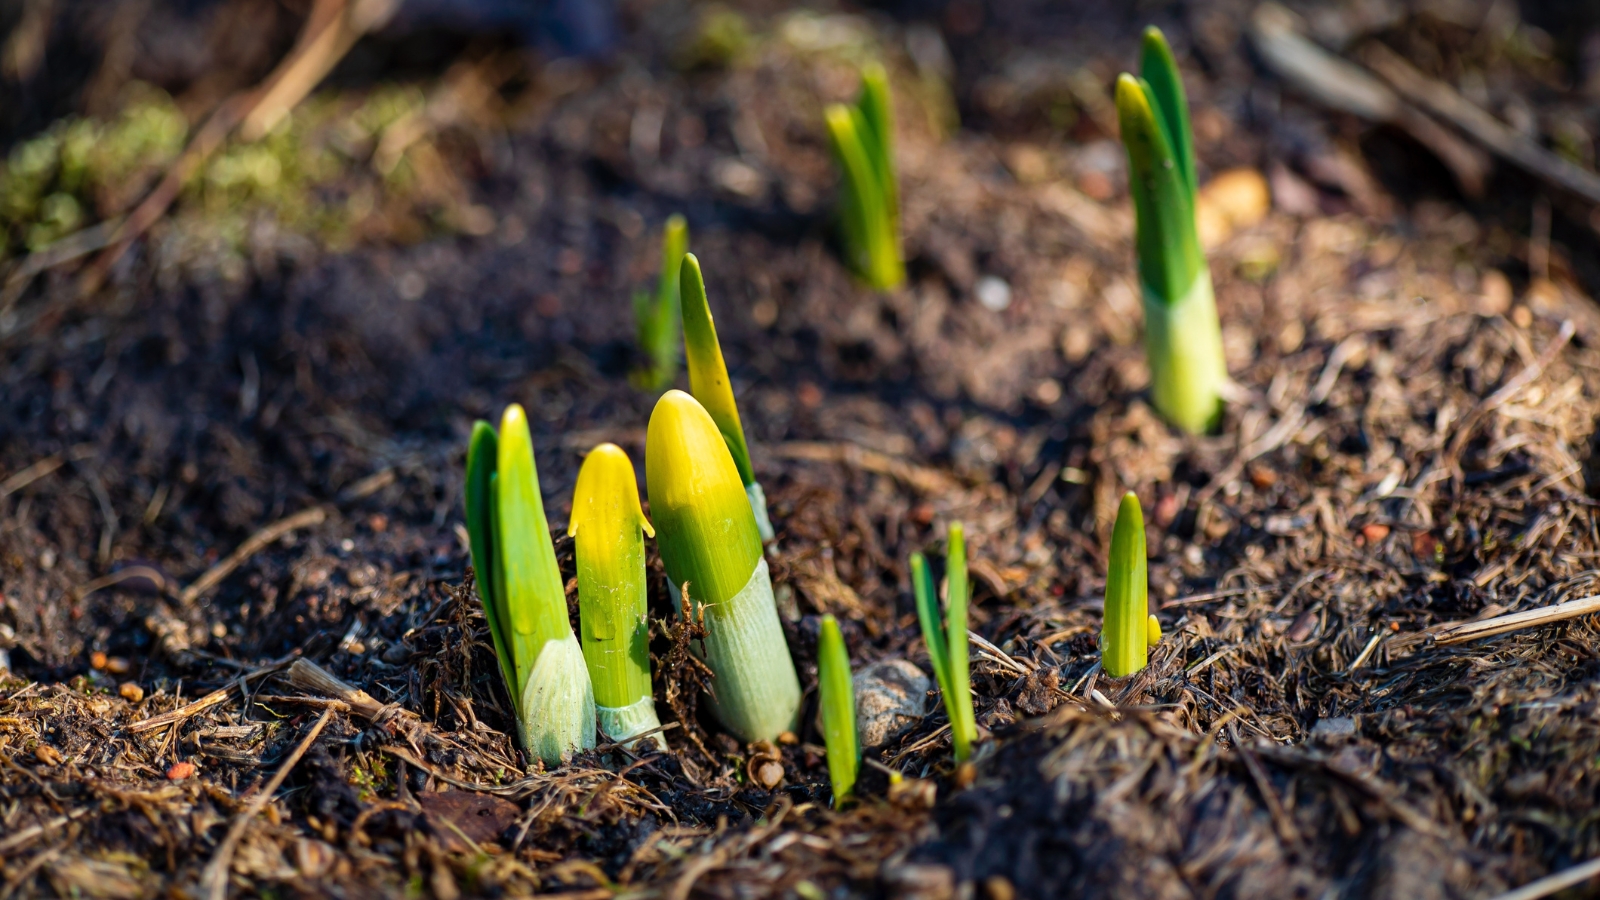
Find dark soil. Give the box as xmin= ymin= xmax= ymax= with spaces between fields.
xmin=3 ymin=1 xmax=1600 ymax=898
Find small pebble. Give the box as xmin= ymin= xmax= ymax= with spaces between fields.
xmin=119 ymin=682 xmax=145 ymax=703
xmin=755 ymin=761 xmax=784 ymax=790
xmin=975 ymin=276 xmax=1012 ymax=312
xmin=1310 ymin=716 xmax=1358 ymax=743
xmin=983 ymin=875 xmax=1017 ymax=900
xmin=105 ymin=656 xmax=131 ymax=675
xmin=35 ymin=745 xmax=62 ymax=766
xmin=90 ymin=651 xmax=108 ymax=670
xmin=1361 ymin=523 xmax=1391 ymax=542
xmin=166 ymin=761 xmax=196 ymax=781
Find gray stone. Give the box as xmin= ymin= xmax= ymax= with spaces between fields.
xmin=854 ymin=659 xmax=931 ymax=748
xmin=1310 ymin=716 xmax=1358 ymax=742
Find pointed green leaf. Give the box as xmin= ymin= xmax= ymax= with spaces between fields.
xmin=946 ymin=522 xmax=975 ymax=762
xmin=495 ymin=404 xmax=574 ymax=699
xmin=1116 ymin=73 xmax=1203 ymax=305
xmin=911 ymin=551 xmax=950 ymax=696
xmin=1140 ymin=27 xmax=1197 ymax=201
xmin=818 ymin=614 xmax=858 ymax=803
xmin=679 ymin=253 xmax=756 ymax=487
xmin=465 ymin=421 xmax=515 ymax=694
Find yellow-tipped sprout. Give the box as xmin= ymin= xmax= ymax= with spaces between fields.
xmin=464 ymin=405 xmax=595 ymax=764
xmin=645 ymin=390 xmax=801 ymax=742
xmin=632 ymin=214 xmax=690 ymax=392
xmin=679 ymin=253 xmax=775 ymax=541
xmin=570 ymin=443 xmax=664 ymax=750
xmin=817 ymin=614 xmax=858 ymax=804
xmin=825 ymin=62 xmax=904 ymax=290
xmin=912 ymin=523 xmax=977 ymax=762
xmin=1116 ymin=28 xmax=1227 ymax=434
xmin=1102 ymin=492 xmax=1150 ymax=678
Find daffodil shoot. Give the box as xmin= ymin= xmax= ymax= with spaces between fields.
xmin=570 ymin=443 xmax=664 ymax=750
xmin=679 ymin=253 xmax=775 ymax=540
xmin=464 ymin=405 xmax=596 ymax=765
xmin=633 ymin=214 xmax=690 ymax=392
xmin=825 ymin=62 xmax=904 ymax=290
xmin=913 ymin=523 xmax=977 ymax=763
xmin=645 ymin=390 xmax=801 ymax=742
xmin=1117 ymin=27 xmax=1227 ymax=435
xmin=1102 ymin=492 xmax=1150 ymax=678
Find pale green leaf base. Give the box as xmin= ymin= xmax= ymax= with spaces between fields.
xmin=596 ymin=695 xmax=667 ymax=751
xmin=1142 ymin=271 xmax=1228 ymax=435
xmin=519 ymin=634 xmax=597 ymax=766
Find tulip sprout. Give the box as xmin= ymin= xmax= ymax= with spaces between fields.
xmin=464 ymin=406 xmax=595 ymax=765
xmin=825 ymin=62 xmax=904 ymax=291
xmin=569 ymin=443 xmax=664 ymax=749
xmin=1102 ymin=492 xmax=1154 ymax=678
xmin=912 ymin=523 xmax=976 ymax=763
xmin=679 ymin=253 xmax=775 ymax=540
xmin=817 ymin=614 xmax=859 ymax=804
xmin=1116 ymin=27 xmax=1227 ymax=434
xmin=645 ymin=390 xmax=801 ymax=742
xmin=632 ymin=214 xmax=690 ymax=392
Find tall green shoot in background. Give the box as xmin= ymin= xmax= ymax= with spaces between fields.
xmin=825 ymin=62 xmax=904 ymax=291
xmin=912 ymin=523 xmax=976 ymax=763
xmin=1117 ymin=27 xmax=1227 ymax=435
xmin=570 ymin=443 xmax=664 ymax=749
xmin=632 ymin=214 xmax=690 ymax=391
xmin=679 ymin=253 xmax=775 ymax=540
xmin=464 ymin=406 xmax=595 ymax=765
xmin=817 ymin=614 xmax=859 ymax=804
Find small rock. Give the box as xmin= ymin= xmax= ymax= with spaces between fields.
xmin=119 ymin=682 xmax=144 ymax=703
xmin=1361 ymin=522 xmax=1391 ymax=543
xmin=882 ymin=863 xmax=955 ymax=900
xmin=975 ymin=276 xmax=1012 ymax=312
xmin=983 ymin=875 xmax=1017 ymax=900
xmin=35 ymin=745 xmax=62 ymax=766
xmin=1310 ymin=716 xmax=1358 ymax=743
xmin=105 ymin=656 xmax=131 ymax=675
xmin=90 ymin=651 xmax=108 ymax=670
xmin=851 ymin=659 xmax=931 ymax=748
xmin=166 ymin=761 xmax=196 ymax=781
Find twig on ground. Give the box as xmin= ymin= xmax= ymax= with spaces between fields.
xmin=180 ymin=506 xmax=329 ymax=604
xmin=200 ymin=707 xmax=334 ymax=900
xmin=1431 ymin=594 xmax=1600 ymax=646
xmin=1487 ymin=857 xmax=1600 ymax=900
xmin=1362 ymin=44 xmax=1600 ymax=206
xmin=0 ymin=807 xmax=93 ymax=856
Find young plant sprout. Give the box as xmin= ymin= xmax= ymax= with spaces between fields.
xmin=569 ymin=443 xmax=664 ymax=750
xmin=817 ymin=614 xmax=859 ymax=804
xmin=825 ymin=62 xmax=904 ymax=291
xmin=464 ymin=406 xmax=595 ymax=765
xmin=678 ymin=253 xmax=775 ymax=540
xmin=645 ymin=389 xmax=801 ymax=742
xmin=1102 ymin=492 xmax=1152 ymax=678
xmin=632 ymin=214 xmax=690 ymax=392
xmin=1116 ymin=27 xmax=1227 ymax=435
xmin=912 ymin=523 xmax=977 ymax=763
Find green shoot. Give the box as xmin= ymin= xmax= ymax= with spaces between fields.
xmin=570 ymin=443 xmax=663 ymax=749
xmin=679 ymin=253 xmax=775 ymax=540
xmin=825 ymin=62 xmax=904 ymax=291
xmin=817 ymin=614 xmax=858 ymax=804
xmin=463 ymin=405 xmax=596 ymax=764
xmin=645 ymin=390 xmax=801 ymax=741
xmin=1117 ymin=27 xmax=1227 ymax=435
xmin=912 ymin=523 xmax=977 ymax=763
xmin=632 ymin=214 xmax=690 ymax=392
xmin=1102 ymin=492 xmax=1150 ymax=678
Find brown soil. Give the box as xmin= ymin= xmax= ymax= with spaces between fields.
xmin=3 ymin=2 xmax=1600 ymax=898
